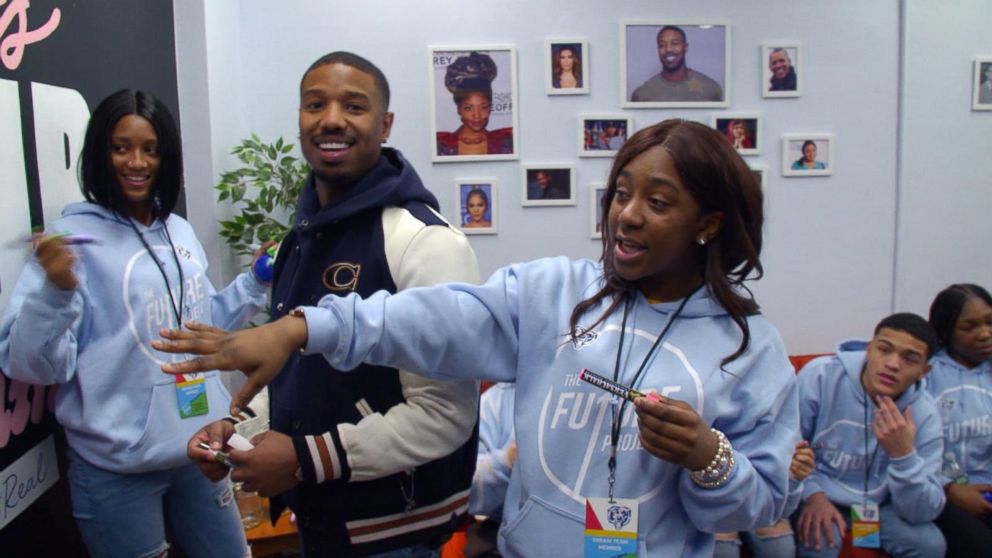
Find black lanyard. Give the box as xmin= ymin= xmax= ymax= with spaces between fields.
xmin=128 ymin=217 xmax=185 ymax=328
xmin=606 ymin=284 xmax=701 ymax=501
xmin=862 ymin=393 xmax=880 ymax=506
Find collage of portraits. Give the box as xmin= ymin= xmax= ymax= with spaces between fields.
xmin=431 ymin=20 xmax=861 ymax=239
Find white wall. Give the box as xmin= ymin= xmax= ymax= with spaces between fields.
xmin=895 ymin=0 xmax=992 ymax=317
xmin=173 ymin=0 xmax=986 ymax=355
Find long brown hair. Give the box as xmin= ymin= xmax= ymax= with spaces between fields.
xmin=568 ymin=119 xmax=764 ymax=365
xmin=552 ymin=44 xmax=582 ymax=84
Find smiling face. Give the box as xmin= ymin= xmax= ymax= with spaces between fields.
xmin=769 ymin=50 xmax=791 ymax=80
xmin=110 ymin=114 xmax=160 ymax=222
xmin=458 ymin=91 xmax=492 ymax=133
xmin=607 ymin=144 xmax=721 ymax=301
xmin=862 ymin=328 xmax=931 ymax=400
xmin=466 ymin=191 xmax=488 ymax=222
xmin=657 ymin=28 xmax=687 ymax=72
xmin=299 ymin=62 xmax=393 ymax=191
xmin=802 ymin=142 xmax=817 ymax=162
xmin=950 ymin=296 xmax=992 ymax=367
xmin=732 ymin=122 xmax=746 ymax=139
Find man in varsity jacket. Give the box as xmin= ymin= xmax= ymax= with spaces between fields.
xmin=188 ymin=51 xmax=481 ymax=556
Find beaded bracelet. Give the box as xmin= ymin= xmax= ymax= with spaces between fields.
xmin=690 ymin=428 xmax=735 ymax=488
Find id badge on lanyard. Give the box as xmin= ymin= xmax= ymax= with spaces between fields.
xmin=851 ymin=502 xmax=881 ymax=548
xmin=171 ymin=302 xmax=206 ymax=418
xmin=584 ymin=496 xmax=638 ymax=557
xmin=852 ymin=397 xmax=880 ymax=548
xmin=176 ymin=373 xmax=208 ymax=418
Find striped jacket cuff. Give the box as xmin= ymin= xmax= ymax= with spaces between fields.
xmin=292 ymin=430 xmax=351 ymax=483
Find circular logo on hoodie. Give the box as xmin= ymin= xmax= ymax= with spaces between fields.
xmin=534 ymin=324 xmax=705 ymax=505
xmin=123 ymin=244 xmax=205 ymax=366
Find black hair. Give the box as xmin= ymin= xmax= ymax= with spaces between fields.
xmin=79 ymin=89 xmax=182 ymax=220
xmin=874 ymin=312 xmax=940 ymax=360
xmin=302 ymin=51 xmax=391 ymax=112
xmin=446 ymin=52 xmax=497 ymax=107
xmin=928 ymin=283 xmax=992 ymax=351
xmin=657 ymin=25 xmax=687 ymax=44
xmin=453 ymin=87 xmax=493 ymax=107
xmin=569 ymin=119 xmax=764 ymax=366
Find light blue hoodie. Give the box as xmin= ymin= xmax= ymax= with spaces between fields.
xmin=797 ymin=340 xmax=945 ymax=523
xmin=298 ymin=257 xmax=799 ymax=557
xmin=925 ymin=350 xmax=992 ymax=485
xmin=469 ymin=382 xmax=516 ymax=519
xmin=0 ymin=202 xmax=268 ymax=473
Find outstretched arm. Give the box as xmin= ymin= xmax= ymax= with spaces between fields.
xmin=154 ymin=316 xmax=308 ymax=413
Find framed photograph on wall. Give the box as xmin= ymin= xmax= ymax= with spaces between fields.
xmin=711 ymin=114 xmax=761 ymax=156
xmin=782 ymin=134 xmax=833 ymax=177
xmin=621 ymin=20 xmax=730 ymax=108
xmin=590 ymin=183 xmax=607 ymax=239
xmin=455 ymin=180 xmax=497 ymax=235
xmin=762 ymin=43 xmax=801 ymax=98
xmin=973 ymin=57 xmax=992 ymax=110
xmin=546 ymin=39 xmax=589 ymax=95
xmin=429 ymin=46 xmax=518 ymax=162
xmin=521 ymin=164 xmax=575 ymax=207
xmin=579 ymin=115 xmax=632 ymax=157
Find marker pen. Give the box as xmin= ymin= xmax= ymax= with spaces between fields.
xmin=578 ymin=368 xmax=661 ymax=402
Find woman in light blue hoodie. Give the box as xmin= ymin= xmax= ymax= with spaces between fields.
xmin=0 ymin=90 xmax=269 ymax=558
xmin=157 ymin=120 xmax=799 ymax=557
xmin=927 ymin=283 xmax=992 ymax=555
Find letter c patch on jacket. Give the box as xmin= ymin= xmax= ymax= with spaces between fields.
xmin=323 ymin=262 xmax=361 ymax=292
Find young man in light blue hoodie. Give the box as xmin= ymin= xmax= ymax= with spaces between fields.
xmin=794 ymin=313 xmax=946 ymax=558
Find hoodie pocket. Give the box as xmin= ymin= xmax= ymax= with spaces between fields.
xmin=499 ymin=494 xmax=584 ymax=557
xmin=129 ymin=374 xmax=229 ymax=457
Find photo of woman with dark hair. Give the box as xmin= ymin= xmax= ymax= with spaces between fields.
xmin=552 ymin=44 xmax=582 ymax=89
xmin=712 ymin=116 xmax=760 ymax=156
xmin=791 ymin=140 xmax=826 ymax=170
xmin=725 ymin=120 xmax=754 ymax=150
xmin=461 ymin=185 xmax=493 ymax=229
xmin=435 ymin=51 xmax=514 ymax=157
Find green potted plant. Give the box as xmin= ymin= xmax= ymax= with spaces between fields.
xmin=215 ymin=134 xmax=309 ymax=256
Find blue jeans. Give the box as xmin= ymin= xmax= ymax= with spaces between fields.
xmin=741 ymin=529 xmax=797 ymax=557
xmin=795 ymin=502 xmax=945 ymax=558
xmin=713 ymin=531 xmax=796 ymax=558
xmin=67 ymin=448 xmax=247 ymax=558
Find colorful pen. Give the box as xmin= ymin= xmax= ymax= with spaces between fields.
xmin=578 ymin=368 xmax=661 ymax=402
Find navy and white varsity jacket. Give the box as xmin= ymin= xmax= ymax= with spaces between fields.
xmin=268 ymin=148 xmax=480 ymax=556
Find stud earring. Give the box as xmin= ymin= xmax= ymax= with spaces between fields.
xmin=697 ymin=236 xmax=707 ymax=246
